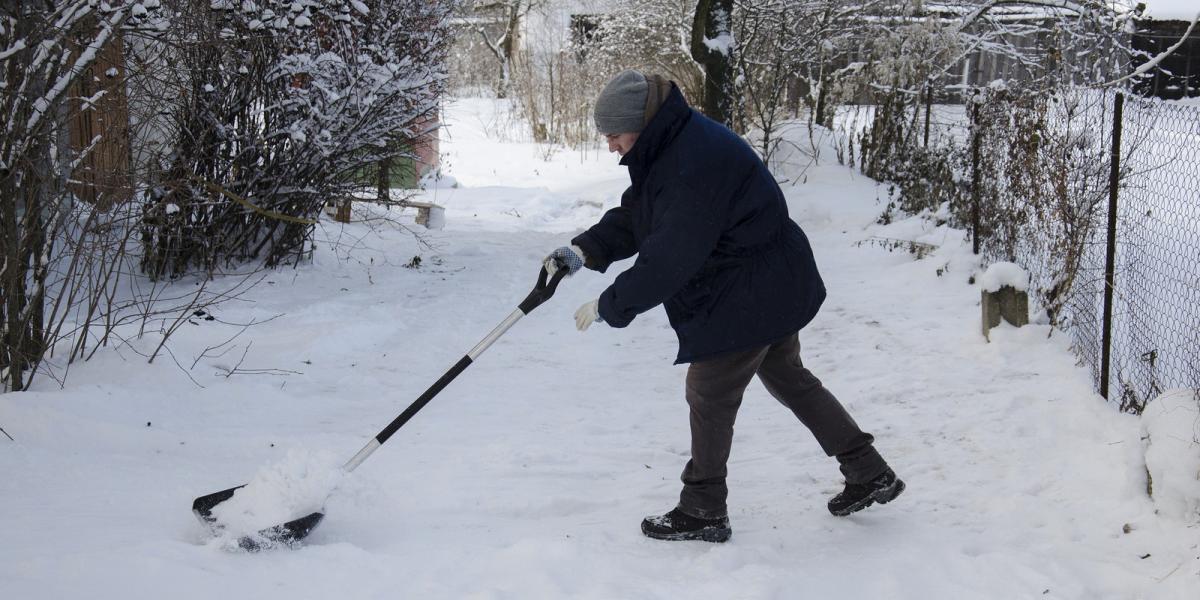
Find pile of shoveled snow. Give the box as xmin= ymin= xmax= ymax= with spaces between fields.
xmin=1142 ymin=389 xmax=1200 ymax=522
xmin=208 ymin=448 xmax=345 ymax=542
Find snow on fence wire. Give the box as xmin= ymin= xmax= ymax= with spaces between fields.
xmin=984 ymin=90 xmax=1200 ymax=413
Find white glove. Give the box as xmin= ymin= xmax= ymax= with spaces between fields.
xmin=575 ymin=299 xmax=603 ymax=331
xmin=545 ymin=245 xmax=586 ymax=278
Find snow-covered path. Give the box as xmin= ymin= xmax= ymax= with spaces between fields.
xmin=1 ymin=99 xmax=1196 ymax=599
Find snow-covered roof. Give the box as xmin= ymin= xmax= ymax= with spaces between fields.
xmin=876 ymin=2 xmax=1144 ymax=23
xmin=1142 ymin=0 xmax=1200 ymax=22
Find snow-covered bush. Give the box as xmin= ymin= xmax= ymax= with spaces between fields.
xmin=968 ymin=85 xmax=1112 ymax=326
xmin=139 ymin=0 xmax=452 ymax=277
xmin=1142 ymin=389 xmax=1200 ymax=523
xmin=1 ymin=0 xmax=452 ymax=392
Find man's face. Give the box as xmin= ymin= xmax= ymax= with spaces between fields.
xmin=604 ymin=132 xmax=639 ymax=156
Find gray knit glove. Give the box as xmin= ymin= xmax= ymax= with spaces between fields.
xmin=545 ymin=245 xmax=586 ymax=277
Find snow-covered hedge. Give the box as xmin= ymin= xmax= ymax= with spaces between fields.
xmin=1142 ymin=389 xmax=1200 ymax=522
xmin=140 ymin=0 xmax=453 ymax=276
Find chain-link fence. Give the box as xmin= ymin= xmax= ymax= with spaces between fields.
xmin=1096 ymin=94 xmax=1200 ymax=411
xmin=979 ymin=90 xmax=1200 ymax=413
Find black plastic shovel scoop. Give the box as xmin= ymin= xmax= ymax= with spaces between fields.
xmin=193 ymin=266 xmax=569 ymax=550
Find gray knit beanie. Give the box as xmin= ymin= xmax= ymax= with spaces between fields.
xmin=594 ymin=70 xmax=648 ymax=134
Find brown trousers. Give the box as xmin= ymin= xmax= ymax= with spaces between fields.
xmin=679 ymin=333 xmax=887 ymax=518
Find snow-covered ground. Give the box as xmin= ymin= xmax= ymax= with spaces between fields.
xmin=1 ymin=98 xmax=1197 ymax=599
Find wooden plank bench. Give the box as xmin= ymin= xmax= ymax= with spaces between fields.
xmin=399 ymin=200 xmax=445 ymax=229
xmin=323 ymin=199 xmax=444 ymax=229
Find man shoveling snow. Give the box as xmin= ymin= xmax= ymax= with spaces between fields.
xmin=545 ymin=70 xmax=905 ymax=543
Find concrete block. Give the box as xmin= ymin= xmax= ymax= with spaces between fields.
xmin=982 ymin=285 xmax=1029 ymax=339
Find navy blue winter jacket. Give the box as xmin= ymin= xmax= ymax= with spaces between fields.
xmin=571 ymin=85 xmax=827 ymax=363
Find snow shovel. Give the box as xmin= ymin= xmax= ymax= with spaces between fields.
xmin=193 ymin=265 xmax=570 ymax=550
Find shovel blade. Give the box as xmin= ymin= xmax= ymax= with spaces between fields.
xmin=192 ymin=485 xmax=243 ymax=519
xmin=193 ymin=485 xmax=325 ymax=551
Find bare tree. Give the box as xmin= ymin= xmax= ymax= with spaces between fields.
xmin=472 ymin=0 xmax=544 ymax=98
xmin=572 ymin=0 xmax=703 ymax=98
xmin=497 ymin=0 xmax=705 ymax=149
xmin=732 ymin=1 xmax=889 ymax=163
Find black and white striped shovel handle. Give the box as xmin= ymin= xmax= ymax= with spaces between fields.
xmin=342 ymin=266 xmax=570 ymax=472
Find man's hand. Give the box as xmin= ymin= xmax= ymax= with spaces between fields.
xmin=544 ymin=245 xmax=586 ymax=277
xmin=575 ymin=299 xmax=603 ymax=331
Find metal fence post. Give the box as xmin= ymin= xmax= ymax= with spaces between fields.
xmin=923 ymin=82 xmax=933 ymax=148
xmin=970 ymin=98 xmax=981 ymax=255
xmin=1100 ymin=92 xmax=1124 ymax=400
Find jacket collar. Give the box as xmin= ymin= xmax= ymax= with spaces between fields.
xmin=620 ymin=84 xmax=691 ymax=169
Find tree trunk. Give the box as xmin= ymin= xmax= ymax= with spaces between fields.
xmin=377 ymin=154 xmax=392 ymax=203
xmin=2 ymin=2 xmax=44 ymax=391
xmin=814 ymin=68 xmax=830 ymax=128
xmin=496 ymin=1 xmax=523 ymax=99
xmin=690 ymin=0 xmax=736 ymax=128
xmin=0 ymin=170 xmax=20 ymax=391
